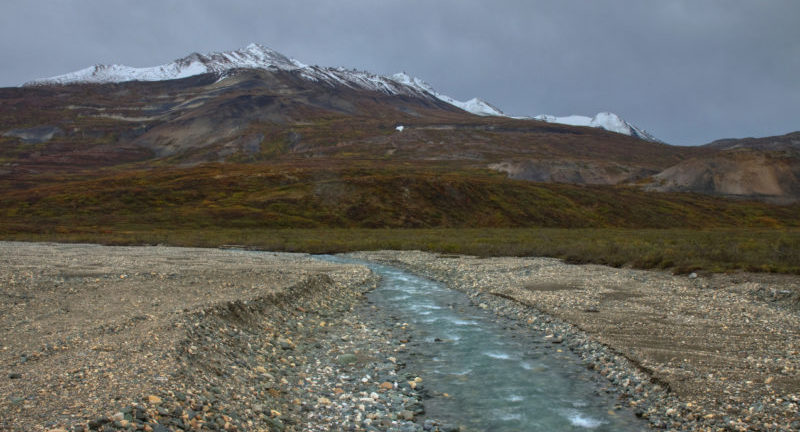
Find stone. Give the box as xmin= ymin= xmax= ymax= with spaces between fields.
xmin=88 ymin=418 xmax=110 ymax=429
xmin=147 ymin=395 xmax=162 ymax=404
xmin=336 ymin=353 xmax=358 ymax=365
xmin=277 ymin=338 xmax=294 ymax=350
xmin=399 ymin=410 xmax=414 ymax=421
xmin=265 ymin=418 xmax=285 ymax=431
xmin=379 ymin=381 xmax=393 ymax=390
xmin=317 ymin=397 xmax=331 ymax=405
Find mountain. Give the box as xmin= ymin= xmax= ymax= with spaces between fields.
xmin=1 ymin=43 xmax=798 ymax=239
xmin=23 ymin=44 xmax=503 ymax=118
xmin=25 ymin=44 xmax=432 ymax=99
xmin=25 ymin=43 xmax=652 ymax=140
xmin=2 ymin=63 xmax=683 ymax=173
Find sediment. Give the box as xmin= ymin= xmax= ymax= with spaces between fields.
xmin=3 ymin=242 xmax=798 ymax=431
xmin=0 ymin=243 xmax=431 ymax=432
xmin=352 ymin=250 xmax=800 ymax=431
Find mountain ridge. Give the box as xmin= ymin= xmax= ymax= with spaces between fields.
xmin=5 ymin=44 xmax=799 ymax=203
xmin=23 ymin=43 xmax=657 ymax=141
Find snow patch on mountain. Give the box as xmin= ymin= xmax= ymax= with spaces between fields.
xmin=25 ymin=44 xmax=305 ymax=86
xmin=389 ymin=73 xmax=504 ymax=116
xmin=24 ymin=43 xmax=656 ymax=140
xmin=534 ymin=112 xmax=660 ymax=142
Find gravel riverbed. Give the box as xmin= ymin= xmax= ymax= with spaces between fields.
xmin=2 ymin=243 xmax=798 ymax=431
xmin=0 ymin=243 xmax=446 ymax=432
xmin=351 ymin=250 xmax=800 ymax=432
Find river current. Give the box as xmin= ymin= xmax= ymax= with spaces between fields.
xmin=320 ymin=256 xmax=647 ymax=431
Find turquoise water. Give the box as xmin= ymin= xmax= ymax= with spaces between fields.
xmin=321 ymin=256 xmax=647 ymax=431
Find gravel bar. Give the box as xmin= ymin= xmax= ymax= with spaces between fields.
xmin=351 ymin=250 xmax=800 ymax=432
xmin=0 ymin=243 xmax=442 ymax=432
xmin=3 ymin=242 xmax=798 ymax=431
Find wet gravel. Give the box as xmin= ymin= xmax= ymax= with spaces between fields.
xmin=3 ymin=243 xmax=798 ymax=431
xmin=0 ymin=243 xmax=449 ymax=432
xmin=352 ymin=250 xmax=800 ymax=432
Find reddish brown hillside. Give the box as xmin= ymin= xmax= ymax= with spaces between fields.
xmin=1 ymin=69 xmax=701 ymax=177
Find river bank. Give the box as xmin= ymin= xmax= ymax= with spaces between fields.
xmin=2 ymin=242 xmax=798 ymax=431
xmin=352 ymin=250 xmax=800 ymax=431
xmin=0 ymin=243 xmax=442 ymax=432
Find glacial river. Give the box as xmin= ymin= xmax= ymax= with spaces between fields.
xmin=322 ymin=256 xmax=647 ymax=431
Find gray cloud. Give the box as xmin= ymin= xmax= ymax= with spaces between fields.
xmin=1 ymin=0 xmax=798 ymax=145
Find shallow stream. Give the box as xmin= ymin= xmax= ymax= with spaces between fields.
xmin=322 ymin=256 xmax=647 ymax=431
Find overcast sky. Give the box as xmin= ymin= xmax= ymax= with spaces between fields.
xmin=1 ymin=0 xmax=798 ymax=145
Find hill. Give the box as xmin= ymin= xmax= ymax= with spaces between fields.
xmin=1 ymin=44 xmax=799 ymax=249
xmin=645 ymin=132 xmax=800 ymax=203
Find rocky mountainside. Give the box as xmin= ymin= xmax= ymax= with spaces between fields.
xmin=24 ymin=43 xmax=655 ymax=141
xmin=2 ymin=50 xmax=690 ymax=177
xmin=1 ymin=44 xmax=798 ymax=236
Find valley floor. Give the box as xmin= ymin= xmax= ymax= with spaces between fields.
xmin=1 ymin=243 xmax=798 ymax=431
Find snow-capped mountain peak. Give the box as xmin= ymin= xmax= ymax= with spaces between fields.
xmin=24 ymin=43 xmax=308 ymax=86
xmin=25 ymin=44 xmax=503 ymax=117
xmin=388 ymin=73 xmax=504 ymax=117
xmin=24 ymin=43 xmax=657 ymax=141
xmin=389 ymin=72 xmax=435 ymax=93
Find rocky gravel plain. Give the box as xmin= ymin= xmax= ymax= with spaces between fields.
xmin=0 ymin=243 xmax=450 ymax=432
xmin=353 ymin=250 xmax=800 ymax=432
xmin=3 ymin=242 xmax=799 ymax=431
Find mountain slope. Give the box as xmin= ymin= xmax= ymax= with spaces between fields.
xmin=3 ymin=61 xmax=692 ymax=177
xmin=4 ymin=43 xmax=798 ymax=209
xmin=24 ymin=43 xmax=654 ymax=140
xmin=24 ymin=44 xmax=496 ymax=117
xmin=1 ymin=46 xmax=798 ymax=237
